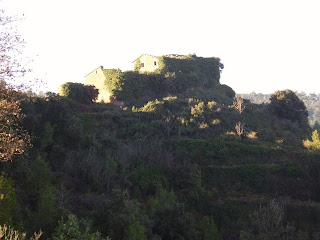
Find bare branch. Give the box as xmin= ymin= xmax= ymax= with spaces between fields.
xmin=235 ymin=121 xmax=244 ymax=140
xmin=0 ymin=11 xmax=31 ymax=162
xmin=233 ymin=97 xmax=245 ymax=114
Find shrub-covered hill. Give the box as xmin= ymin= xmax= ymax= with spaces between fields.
xmin=1 ymin=88 xmax=319 ymax=239
xmin=238 ymin=91 xmax=320 ymax=127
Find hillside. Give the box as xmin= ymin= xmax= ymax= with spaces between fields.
xmin=1 ymin=84 xmax=320 ymax=239
xmin=238 ymin=92 xmax=320 ymax=127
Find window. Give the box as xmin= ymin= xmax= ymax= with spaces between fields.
xmin=154 ymin=61 xmax=157 ymax=66
xmin=141 ymin=63 xmax=144 ymax=67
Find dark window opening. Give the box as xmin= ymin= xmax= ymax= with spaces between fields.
xmin=141 ymin=63 xmax=144 ymax=67
xmin=154 ymin=61 xmax=157 ymax=66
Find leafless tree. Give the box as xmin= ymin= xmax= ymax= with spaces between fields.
xmin=235 ymin=121 xmax=244 ymax=140
xmin=233 ymin=97 xmax=245 ymax=114
xmin=0 ymin=224 xmax=42 ymax=239
xmin=0 ymin=10 xmax=27 ymax=83
xmin=240 ymin=199 xmax=307 ymax=240
xmin=0 ymin=11 xmax=31 ymax=161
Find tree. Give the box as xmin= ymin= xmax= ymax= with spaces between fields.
xmin=233 ymin=97 xmax=245 ymax=140
xmin=52 ymin=214 xmax=109 ymax=240
xmin=233 ymin=97 xmax=245 ymax=114
xmin=0 ymin=225 xmax=42 ymax=240
xmin=235 ymin=121 xmax=244 ymax=140
xmin=269 ymin=90 xmax=308 ymax=123
xmin=0 ymin=11 xmax=31 ymax=162
xmin=58 ymin=82 xmax=98 ymax=104
xmin=0 ymin=10 xmax=27 ymax=83
xmin=240 ymin=199 xmax=307 ymax=240
xmin=197 ymin=216 xmax=221 ymax=240
xmin=0 ymin=172 xmax=16 ymax=226
xmin=303 ymin=130 xmax=320 ymax=152
xmin=125 ymin=216 xmax=147 ymax=240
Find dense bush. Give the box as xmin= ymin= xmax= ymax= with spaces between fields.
xmin=269 ymin=90 xmax=308 ymax=123
xmin=303 ymin=130 xmax=320 ymax=151
xmin=58 ymin=82 xmax=98 ymax=104
xmin=52 ymin=214 xmax=109 ymax=240
xmin=0 ymin=172 xmax=16 ymax=226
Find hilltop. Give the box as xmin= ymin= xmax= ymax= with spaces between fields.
xmin=84 ymin=54 xmax=234 ymax=105
xmin=2 ymin=55 xmax=320 ymax=239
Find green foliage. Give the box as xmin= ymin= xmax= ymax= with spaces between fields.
xmin=148 ymin=187 xmax=178 ymax=216
xmin=238 ymin=91 xmax=320 ymax=127
xmin=148 ymin=186 xmax=220 ymax=239
xmin=26 ymin=157 xmax=57 ymax=238
xmin=130 ymin=167 xmax=169 ymax=198
xmin=269 ymin=89 xmax=308 ymax=123
xmin=206 ymin=164 xmax=265 ymax=192
xmin=64 ymin=116 xmax=84 ymax=146
xmin=8 ymin=8 xmax=320 ymax=239
xmin=92 ymin=190 xmax=149 ymax=240
xmin=58 ymin=82 xmax=98 ymax=104
xmin=10 ymin=88 xmax=320 ymax=239
xmin=196 ymin=216 xmax=221 ymax=240
xmin=40 ymin=122 xmax=54 ymax=149
xmin=237 ymin=91 xmax=311 ymax=143
xmin=52 ymin=214 xmax=109 ymax=240
xmin=0 ymin=173 xmax=16 ymax=226
xmin=151 ymin=202 xmax=203 ymax=240
xmin=230 ymin=164 xmax=265 ymax=189
xmin=34 ymin=185 xmax=56 ymax=231
xmin=103 ymin=69 xmax=123 ymax=96
xmin=103 ymin=55 xmax=227 ymax=103
xmin=167 ymin=138 xmax=285 ymax=165
xmin=133 ymin=59 xmax=141 ymax=72
xmin=157 ymin=55 xmax=223 ymax=88
xmin=52 ymin=215 xmax=81 ymax=240
xmin=269 ymin=162 xmax=304 ymax=179
xmin=216 ymin=84 xmax=235 ymax=99
xmin=191 ymin=101 xmax=206 ymax=118
xmin=104 ymin=69 xmax=165 ymax=102
xmin=124 ymin=216 xmax=147 ymax=240
xmin=240 ymin=199 xmax=308 ymax=240
xmin=303 ymin=130 xmax=320 ymax=151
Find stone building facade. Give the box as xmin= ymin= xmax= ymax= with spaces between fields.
xmin=132 ymin=54 xmax=159 ymax=72
xmin=85 ymin=54 xmax=162 ymax=102
xmin=84 ymin=66 xmax=111 ymax=102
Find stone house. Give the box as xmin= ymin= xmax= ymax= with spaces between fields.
xmin=132 ymin=54 xmax=160 ymax=72
xmin=85 ymin=54 xmax=221 ymax=103
xmin=85 ymin=54 xmax=165 ymax=102
xmin=84 ymin=66 xmax=111 ymax=102
xmin=132 ymin=54 xmax=185 ymax=73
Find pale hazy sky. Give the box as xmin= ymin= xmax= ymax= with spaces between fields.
xmin=2 ymin=0 xmax=320 ymax=94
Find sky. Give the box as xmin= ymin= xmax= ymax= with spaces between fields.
xmin=2 ymin=0 xmax=320 ymax=94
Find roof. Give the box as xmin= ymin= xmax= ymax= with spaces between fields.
xmin=85 ymin=66 xmax=104 ymax=77
xmin=132 ymin=54 xmax=186 ymax=63
xmin=132 ymin=54 xmax=157 ymax=63
xmin=164 ymin=54 xmax=185 ymax=58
